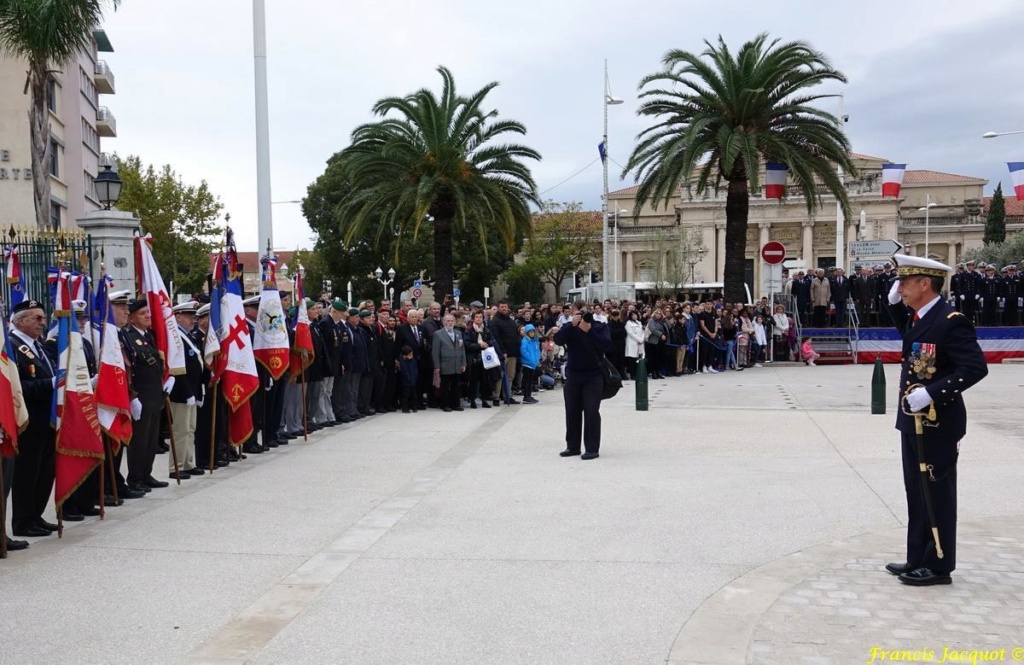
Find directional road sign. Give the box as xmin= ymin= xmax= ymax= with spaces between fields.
xmin=760 ymin=241 xmax=786 ymax=265
xmin=849 ymin=239 xmax=902 ymax=257
xmin=413 ymin=280 xmax=422 ymax=288
xmin=453 ymin=289 xmax=461 ymax=298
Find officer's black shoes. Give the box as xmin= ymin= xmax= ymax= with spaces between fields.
xmin=119 ymin=487 xmax=147 ymax=499
xmin=36 ymin=519 xmax=59 ymax=532
xmin=143 ymin=477 xmax=169 ymax=488
xmin=168 ymin=473 xmax=190 ymax=481
xmin=13 ymin=525 xmax=50 ymax=538
xmin=104 ymin=495 xmax=125 ymax=506
xmin=885 ymin=562 xmax=914 ymax=576
xmin=581 ymin=452 xmax=600 ymax=460
xmin=187 ymin=468 xmax=206 ymax=476
xmin=62 ymin=512 xmax=85 ymax=522
xmin=559 ymin=449 xmax=581 ymax=457
xmin=898 ymin=567 xmax=952 ymax=586
xmin=4 ymin=538 xmax=29 ymax=551
xmin=83 ymin=506 xmax=103 ymax=516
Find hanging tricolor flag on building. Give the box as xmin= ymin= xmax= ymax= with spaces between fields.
xmin=0 ymin=316 xmax=29 ymax=460
xmin=135 ymin=233 xmax=186 ymax=379
xmin=253 ymin=254 xmax=290 ymax=380
xmin=881 ymin=163 xmax=908 ymax=198
xmin=215 ymin=229 xmax=259 ymax=447
xmin=289 ymin=267 xmax=315 ymax=377
xmin=1007 ymin=162 xmax=1024 ymax=200
xmin=51 ymin=270 xmax=104 ymax=516
xmin=93 ymin=273 xmax=132 ymax=448
xmin=765 ymin=163 xmax=788 ymax=199
xmin=3 ymin=244 xmax=28 ymax=309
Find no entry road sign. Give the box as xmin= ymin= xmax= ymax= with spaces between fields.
xmin=761 ymin=241 xmax=786 ymax=265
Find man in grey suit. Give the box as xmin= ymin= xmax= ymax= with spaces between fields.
xmin=431 ymin=314 xmax=467 ymax=412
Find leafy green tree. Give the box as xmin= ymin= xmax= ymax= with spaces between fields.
xmin=984 ymin=182 xmax=1006 ymax=245
xmin=518 ymin=201 xmax=600 ymax=301
xmin=333 ymin=66 xmax=541 ymax=304
xmin=501 ymin=261 xmax=546 ymax=304
xmin=624 ymin=34 xmax=854 ymax=303
xmin=114 ymin=155 xmax=223 ymax=294
xmin=963 ymin=229 xmax=1024 ymax=270
xmin=0 ymin=0 xmax=120 ymax=229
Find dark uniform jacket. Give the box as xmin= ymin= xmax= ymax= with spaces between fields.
xmin=169 ymin=325 xmax=204 ymax=403
xmin=350 ymin=321 xmax=368 ymax=375
xmin=317 ymin=316 xmax=342 ymax=377
xmin=337 ymin=319 xmax=354 ymax=374
xmin=359 ymin=322 xmax=379 ymax=375
xmin=888 ymin=297 xmax=988 ymax=441
xmin=122 ymin=326 xmax=165 ymax=414
xmin=11 ymin=329 xmax=56 ymax=439
xmin=395 ymin=322 xmax=428 ymax=361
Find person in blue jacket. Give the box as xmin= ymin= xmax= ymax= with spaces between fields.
xmin=553 ymin=311 xmax=611 ymax=460
xmin=519 ymin=324 xmax=541 ymax=405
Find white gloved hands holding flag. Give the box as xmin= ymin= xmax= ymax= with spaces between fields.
xmin=130 ymin=398 xmax=143 ymax=421
xmin=162 ymin=376 xmax=175 ymax=395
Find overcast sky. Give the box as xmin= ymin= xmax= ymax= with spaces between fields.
xmin=101 ymin=0 xmax=1024 ymax=251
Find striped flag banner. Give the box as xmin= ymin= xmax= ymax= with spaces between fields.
xmin=881 ymin=163 xmax=907 ymax=198
xmin=765 ymin=163 xmax=787 ymax=199
xmin=1007 ymin=162 xmax=1024 ymax=200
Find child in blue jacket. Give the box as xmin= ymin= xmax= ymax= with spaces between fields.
xmin=519 ymin=324 xmax=541 ymax=404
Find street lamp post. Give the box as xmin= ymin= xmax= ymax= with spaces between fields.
xmin=347 ymin=280 xmax=353 ymax=306
xmin=687 ymin=247 xmax=708 ymax=284
xmin=602 ymin=59 xmax=624 ymax=301
xmin=982 ymin=130 xmax=1024 ymax=139
xmin=918 ymin=195 xmax=938 ymax=258
xmin=611 ymin=205 xmax=629 ymax=282
xmin=374 ymin=266 xmax=395 ymax=303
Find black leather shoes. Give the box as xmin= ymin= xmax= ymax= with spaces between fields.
xmin=581 ymin=452 xmax=600 ymax=460
xmin=36 ymin=519 xmax=59 ymax=532
xmin=215 ymin=460 xmax=229 ymax=468
xmin=187 ymin=468 xmax=206 ymax=476
xmin=129 ymin=483 xmax=152 ymax=494
xmin=144 ymin=477 xmax=169 ymax=488
xmin=4 ymin=538 xmax=29 ymax=551
xmin=83 ymin=506 xmax=103 ymax=516
xmin=62 ymin=512 xmax=85 ymax=522
xmin=104 ymin=494 xmax=125 ymax=506
xmin=885 ymin=562 xmax=914 ymax=576
xmin=559 ymin=449 xmax=581 ymax=457
xmin=168 ymin=472 xmax=190 ymax=481
xmin=13 ymin=525 xmax=50 ymax=538
xmin=899 ymin=567 xmax=952 ymax=586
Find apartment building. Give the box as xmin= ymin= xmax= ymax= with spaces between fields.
xmin=0 ymin=27 xmax=117 ymax=230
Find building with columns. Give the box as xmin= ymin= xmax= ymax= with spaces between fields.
xmin=603 ymin=152 xmax=1021 ymax=299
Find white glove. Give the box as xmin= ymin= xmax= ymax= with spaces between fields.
xmin=197 ymin=398 xmax=204 ymax=408
xmin=130 ymin=398 xmax=143 ymax=421
xmin=959 ymin=294 xmax=965 ymax=301
xmin=1019 ymin=298 xmax=1023 ymax=307
xmin=186 ymin=396 xmax=196 ymax=406
xmin=265 ymin=377 xmax=274 ymax=392
xmin=905 ymin=386 xmax=933 ymax=413
xmin=887 ymin=279 xmax=902 ymax=305
xmin=999 ymin=298 xmax=1005 ymax=307
xmin=976 ymin=294 xmax=981 ymax=300
xmin=90 ymin=375 xmax=99 ymax=391
xmin=52 ymin=378 xmax=57 ymax=389
xmin=163 ymin=377 xmax=175 ymax=394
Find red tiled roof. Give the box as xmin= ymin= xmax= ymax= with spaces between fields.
xmin=607 ymin=185 xmax=640 ymax=197
xmin=904 ymin=170 xmax=986 ymax=184
xmin=983 ymin=195 xmax=1024 ymax=216
xmin=850 ymin=151 xmax=890 ymax=162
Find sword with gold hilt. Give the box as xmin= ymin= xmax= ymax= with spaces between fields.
xmin=902 ymin=382 xmax=943 ymax=559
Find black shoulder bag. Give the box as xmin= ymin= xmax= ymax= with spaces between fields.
xmin=576 ymin=327 xmax=623 ymax=400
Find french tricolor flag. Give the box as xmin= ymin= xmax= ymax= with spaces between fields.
xmin=881 ymin=163 xmax=907 ymax=198
xmin=1007 ymin=163 xmax=1024 ymax=200
xmin=765 ymin=163 xmax=787 ymax=199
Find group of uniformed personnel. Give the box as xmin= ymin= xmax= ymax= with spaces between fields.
xmin=949 ymin=260 xmax=1021 ymax=326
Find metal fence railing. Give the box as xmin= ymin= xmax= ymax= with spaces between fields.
xmin=3 ymin=227 xmax=93 ymax=318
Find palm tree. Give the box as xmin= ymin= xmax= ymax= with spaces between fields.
xmin=624 ymin=33 xmax=855 ymax=304
xmin=0 ymin=0 xmax=120 ymax=229
xmin=336 ymin=66 xmax=541 ymax=304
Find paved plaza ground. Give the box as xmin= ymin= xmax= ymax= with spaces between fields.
xmin=2 ymin=363 xmax=1022 ymax=664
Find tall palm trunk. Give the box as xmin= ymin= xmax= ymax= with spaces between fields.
xmin=724 ymin=177 xmax=750 ymax=304
xmin=28 ymin=61 xmax=53 ymax=230
xmin=431 ymin=200 xmax=455 ymax=304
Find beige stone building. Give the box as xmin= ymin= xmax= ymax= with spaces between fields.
xmin=605 ymin=152 xmax=1023 ymax=298
xmin=0 ymin=27 xmax=117 ymax=230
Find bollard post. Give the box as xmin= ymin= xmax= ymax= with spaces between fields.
xmin=636 ymin=355 xmax=649 ymax=411
xmin=871 ymin=354 xmax=886 ymax=414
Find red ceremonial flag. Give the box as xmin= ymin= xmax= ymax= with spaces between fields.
xmin=53 ymin=274 xmax=104 ymax=510
xmin=217 ymin=231 xmax=259 ymax=447
xmin=94 ymin=276 xmax=132 ymax=448
xmin=289 ymin=268 xmax=315 ymax=376
xmin=253 ymin=255 xmax=290 ymax=380
xmin=135 ymin=233 xmax=186 ymax=379
xmin=0 ymin=319 xmax=29 ymax=459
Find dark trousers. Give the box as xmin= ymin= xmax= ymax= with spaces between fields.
xmin=400 ymin=385 xmax=418 ymax=412
xmin=264 ymin=378 xmax=284 ymax=444
xmin=901 ymin=433 xmax=958 ymax=574
xmin=960 ymin=297 xmax=978 ymax=324
xmin=982 ymin=299 xmax=998 ymax=327
xmin=563 ymin=372 xmax=603 ymax=454
xmin=1004 ymin=304 xmax=1020 ymax=327
xmin=358 ymin=372 xmax=374 ymax=413
xmin=468 ymin=361 xmax=492 ymax=403
xmin=331 ymin=374 xmax=345 ymax=419
xmin=439 ymin=373 xmax=461 ymax=409
xmin=813 ymin=306 xmax=827 ymax=327
xmin=644 ymin=342 xmax=661 ymax=376
xmin=127 ymin=412 xmax=161 ymax=486
xmin=834 ymin=300 xmax=847 ymax=327
xmin=11 ymin=432 xmax=55 ymax=530
xmin=521 ymin=367 xmax=535 ymax=400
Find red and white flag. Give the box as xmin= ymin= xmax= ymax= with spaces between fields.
xmin=135 ymin=233 xmax=185 ymax=379
xmin=765 ymin=163 xmax=787 ymax=199
xmin=1008 ymin=163 xmax=1024 ymax=200
xmin=253 ymin=255 xmax=290 ymax=380
xmin=881 ymin=163 xmax=907 ymax=198
xmin=0 ymin=320 xmax=29 ymax=459
xmin=94 ymin=278 xmax=132 ymax=448
xmin=215 ymin=232 xmax=259 ymax=446
xmin=289 ymin=269 xmax=315 ymax=377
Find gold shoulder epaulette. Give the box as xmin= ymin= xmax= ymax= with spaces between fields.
xmin=947 ymin=311 xmax=964 ymax=319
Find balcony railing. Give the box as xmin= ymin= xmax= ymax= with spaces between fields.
xmin=96 ymin=106 xmax=117 ymax=137
xmin=94 ymin=60 xmax=115 ymax=94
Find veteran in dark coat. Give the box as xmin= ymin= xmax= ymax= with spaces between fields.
xmin=884 ymin=254 xmax=988 ymax=586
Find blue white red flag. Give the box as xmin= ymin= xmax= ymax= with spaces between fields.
xmin=1007 ymin=162 xmax=1024 ymax=200
xmin=135 ymin=233 xmax=186 ymax=379
xmin=765 ymin=163 xmax=788 ymax=199
xmin=3 ymin=244 xmax=28 ymax=309
xmin=216 ymin=229 xmax=258 ymax=447
xmin=93 ymin=271 xmax=132 ymax=447
xmin=881 ymin=163 xmax=907 ymax=198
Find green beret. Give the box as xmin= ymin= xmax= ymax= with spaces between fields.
xmin=358 ymin=309 xmax=371 ymax=318
xmin=348 ymin=307 xmax=359 ymax=316
xmin=332 ymin=299 xmax=348 ymax=311
xmin=288 ymin=306 xmax=297 ymax=317
xmin=305 ymin=298 xmax=315 ymax=309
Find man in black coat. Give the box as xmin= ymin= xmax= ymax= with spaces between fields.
xmin=490 ymin=301 xmax=521 ymax=405
xmin=123 ymin=300 xmax=172 ymax=494
xmin=8 ymin=300 xmax=57 ymax=539
xmin=830 ymin=268 xmax=851 ymax=327
xmin=884 ymin=255 xmax=988 ymax=586
xmin=395 ymin=309 xmax=427 ymax=409
xmin=790 ymin=272 xmax=810 ymax=327
xmin=357 ymin=310 xmax=378 ymax=415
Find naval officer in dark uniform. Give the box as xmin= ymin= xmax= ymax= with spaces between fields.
xmin=884 ymin=254 xmax=988 ymax=586
xmin=123 ymin=300 xmax=172 ymax=494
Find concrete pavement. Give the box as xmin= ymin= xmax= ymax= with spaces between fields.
xmin=2 ymin=363 xmax=1022 ymax=664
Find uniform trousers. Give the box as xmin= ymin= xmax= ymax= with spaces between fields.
xmin=168 ymin=402 xmax=197 ymax=473
xmin=282 ymin=379 xmax=304 ymax=434
xmin=562 ymin=371 xmax=603 ymax=455
xmin=331 ymin=374 xmax=345 ymax=419
xmin=127 ymin=412 xmax=161 ymax=486
xmin=318 ymin=378 xmax=334 ymax=423
xmin=11 ymin=432 xmax=55 ymax=531
xmin=358 ymin=371 xmax=375 ymax=413
xmin=901 ymin=432 xmax=958 ymax=574
xmin=341 ymin=371 xmax=360 ymax=419
xmin=265 ymin=378 xmax=285 ymax=443
xmin=306 ymin=381 xmax=324 ymax=424
xmin=439 ymin=373 xmax=461 ymax=410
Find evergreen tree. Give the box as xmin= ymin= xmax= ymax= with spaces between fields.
xmin=985 ymin=182 xmax=1006 ymax=245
